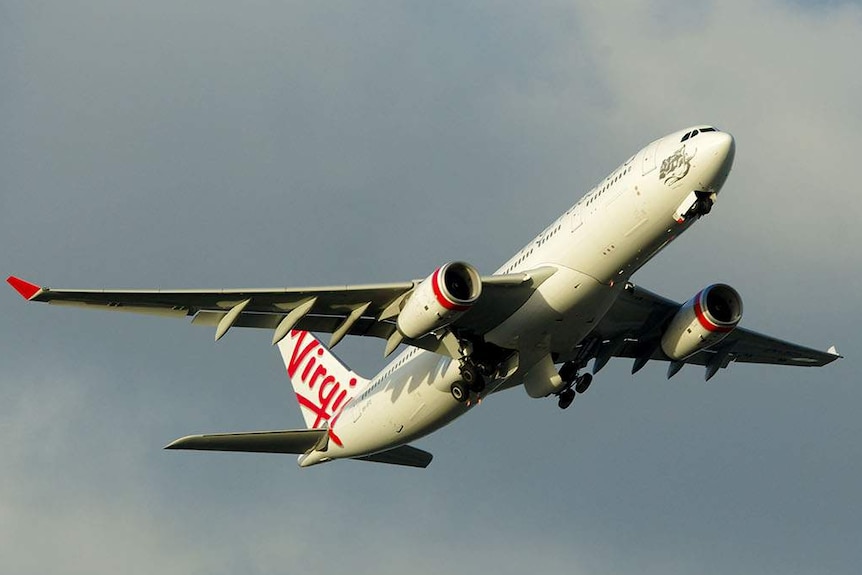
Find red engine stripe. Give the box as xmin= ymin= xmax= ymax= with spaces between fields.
xmin=693 ymin=290 xmax=734 ymax=333
xmin=431 ymin=268 xmax=470 ymax=312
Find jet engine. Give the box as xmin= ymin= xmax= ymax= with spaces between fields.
xmin=397 ymin=261 xmax=482 ymax=339
xmin=660 ymin=284 xmax=743 ymax=360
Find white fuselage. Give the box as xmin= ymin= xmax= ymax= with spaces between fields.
xmin=301 ymin=126 xmax=736 ymax=467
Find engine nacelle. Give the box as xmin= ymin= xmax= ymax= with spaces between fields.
xmin=397 ymin=261 xmax=482 ymax=339
xmin=660 ymin=284 xmax=743 ymax=360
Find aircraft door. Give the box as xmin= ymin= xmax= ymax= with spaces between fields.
xmin=568 ymin=206 xmax=583 ymax=233
xmin=641 ymin=139 xmax=661 ymax=175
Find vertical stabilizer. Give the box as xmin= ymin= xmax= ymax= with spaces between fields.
xmin=277 ymin=330 xmax=370 ymax=430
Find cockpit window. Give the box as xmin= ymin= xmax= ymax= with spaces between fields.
xmin=680 ymin=126 xmax=717 ymax=142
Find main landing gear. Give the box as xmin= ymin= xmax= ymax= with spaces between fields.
xmin=450 ymin=381 xmax=469 ymax=403
xmin=555 ymin=361 xmax=593 ymax=410
xmin=450 ymin=360 xmax=489 ymax=403
xmin=557 ymin=387 xmax=576 ymax=410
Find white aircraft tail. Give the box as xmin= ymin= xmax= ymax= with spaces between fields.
xmin=277 ymin=330 xmax=370 ymax=430
xmin=167 ymin=332 xmax=432 ymax=467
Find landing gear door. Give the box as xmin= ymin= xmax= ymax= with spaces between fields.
xmin=641 ymin=139 xmax=660 ymax=176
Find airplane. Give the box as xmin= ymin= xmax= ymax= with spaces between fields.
xmin=7 ymin=125 xmax=841 ymax=469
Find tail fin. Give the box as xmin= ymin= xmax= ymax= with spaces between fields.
xmin=277 ymin=330 xmax=370 ymax=429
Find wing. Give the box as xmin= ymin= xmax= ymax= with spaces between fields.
xmin=563 ymin=282 xmax=841 ymax=380
xmin=6 ymin=268 xmax=555 ymax=354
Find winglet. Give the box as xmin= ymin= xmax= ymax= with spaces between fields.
xmin=828 ymin=345 xmax=843 ymax=358
xmin=6 ymin=276 xmax=42 ymax=300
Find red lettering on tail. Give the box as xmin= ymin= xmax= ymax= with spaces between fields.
xmin=285 ymin=330 xmax=360 ymax=440
xmin=286 ymin=331 xmax=319 ymax=379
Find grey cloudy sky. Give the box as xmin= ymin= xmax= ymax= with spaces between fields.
xmin=2 ymin=1 xmax=861 ymax=574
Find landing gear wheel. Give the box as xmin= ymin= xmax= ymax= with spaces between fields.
xmin=696 ymin=198 xmax=712 ymax=216
xmin=450 ymin=381 xmax=469 ymax=403
xmin=460 ymin=363 xmax=478 ymax=385
xmin=460 ymin=363 xmax=486 ymax=393
xmin=558 ymin=388 xmax=576 ymax=410
xmin=575 ymin=373 xmax=593 ymax=394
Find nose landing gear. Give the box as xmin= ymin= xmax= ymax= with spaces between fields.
xmin=686 ymin=191 xmax=715 ymax=219
xmin=691 ymin=197 xmax=712 ymax=217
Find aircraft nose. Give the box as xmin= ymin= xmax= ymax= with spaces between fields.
xmin=704 ymin=131 xmax=735 ymax=192
xmin=713 ymin=131 xmax=735 ymax=165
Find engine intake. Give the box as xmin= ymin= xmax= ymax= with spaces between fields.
xmin=661 ymin=284 xmax=743 ymax=360
xmin=397 ymin=262 xmax=482 ymax=339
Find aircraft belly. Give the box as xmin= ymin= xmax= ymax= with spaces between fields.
xmin=485 ymin=182 xmax=679 ymax=358
xmin=485 ymin=266 xmax=618 ymax=354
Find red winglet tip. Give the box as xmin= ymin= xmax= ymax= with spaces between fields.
xmin=7 ymin=276 xmax=42 ymax=300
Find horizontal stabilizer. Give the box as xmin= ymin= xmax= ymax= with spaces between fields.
xmin=354 ymin=444 xmax=433 ymax=468
xmin=165 ymin=428 xmax=327 ymax=454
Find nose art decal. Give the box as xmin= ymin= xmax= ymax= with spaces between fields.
xmin=659 ymin=146 xmax=694 ymax=185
